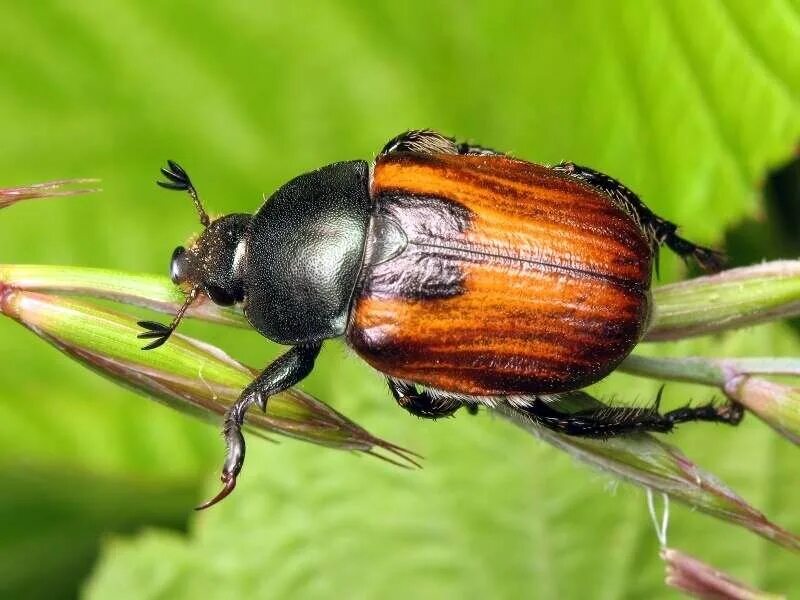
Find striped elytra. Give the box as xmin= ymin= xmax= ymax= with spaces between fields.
xmin=347 ymin=152 xmax=653 ymax=396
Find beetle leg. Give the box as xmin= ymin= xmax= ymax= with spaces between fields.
xmin=662 ymin=399 xmax=744 ymax=428
xmin=380 ymin=130 xmax=460 ymax=155
xmin=387 ymin=378 xmax=462 ymax=419
xmin=196 ymin=342 xmax=322 ymax=510
xmin=380 ymin=130 xmax=504 ymax=157
xmin=454 ymin=141 xmax=503 ymax=156
xmin=553 ymin=162 xmax=724 ymax=272
xmin=464 ymin=404 xmax=480 ymax=415
xmin=518 ymin=394 xmax=743 ymax=438
xmin=520 ymin=397 xmax=671 ymax=437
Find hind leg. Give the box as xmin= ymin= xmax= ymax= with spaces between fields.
xmin=517 ymin=393 xmax=743 ymax=438
xmin=554 ymin=162 xmax=724 ymax=272
xmin=387 ymin=377 xmax=743 ymax=435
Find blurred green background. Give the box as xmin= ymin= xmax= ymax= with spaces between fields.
xmin=1 ymin=1 xmax=799 ymax=598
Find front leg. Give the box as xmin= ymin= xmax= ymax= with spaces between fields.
xmin=197 ymin=342 xmax=322 ymax=509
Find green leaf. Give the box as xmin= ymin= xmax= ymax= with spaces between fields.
xmin=0 ymin=465 xmax=197 ymax=600
xmin=0 ymin=1 xmax=798 ymax=599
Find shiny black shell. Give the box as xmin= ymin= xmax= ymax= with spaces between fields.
xmin=242 ymin=160 xmax=371 ymax=344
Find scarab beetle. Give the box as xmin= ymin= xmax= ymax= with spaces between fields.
xmin=139 ymin=129 xmax=740 ymax=508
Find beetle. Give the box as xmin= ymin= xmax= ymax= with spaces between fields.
xmin=139 ymin=129 xmax=741 ymax=509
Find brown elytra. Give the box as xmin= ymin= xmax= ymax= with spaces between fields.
xmin=347 ymin=152 xmax=653 ymax=396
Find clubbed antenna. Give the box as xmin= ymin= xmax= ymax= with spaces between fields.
xmin=137 ymin=286 xmax=199 ymax=350
xmin=158 ymin=160 xmax=210 ymax=228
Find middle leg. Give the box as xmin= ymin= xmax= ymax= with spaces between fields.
xmin=387 ymin=378 xmax=463 ymax=419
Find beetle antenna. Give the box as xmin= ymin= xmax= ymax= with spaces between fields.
xmin=157 ymin=160 xmax=211 ymax=228
xmin=137 ymin=286 xmax=199 ymax=350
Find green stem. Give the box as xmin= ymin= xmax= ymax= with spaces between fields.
xmin=619 ymin=355 xmax=800 ymax=445
xmin=4 ymin=260 xmax=800 ymax=343
xmin=619 ymin=355 xmax=800 ymax=388
xmin=0 ymin=264 xmax=245 ymax=327
xmin=647 ymin=260 xmax=800 ymax=341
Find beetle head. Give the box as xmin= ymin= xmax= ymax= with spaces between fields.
xmin=138 ymin=161 xmax=250 ymax=350
xmin=170 ymin=213 xmax=250 ymax=306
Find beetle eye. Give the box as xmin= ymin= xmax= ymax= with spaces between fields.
xmin=205 ymin=283 xmax=236 ymax=306
xmin=170 ymin=246 xmax=188 ymax=284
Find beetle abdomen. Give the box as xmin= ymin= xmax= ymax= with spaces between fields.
xmin=348 ymin=153 xmax=652 ymax=396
